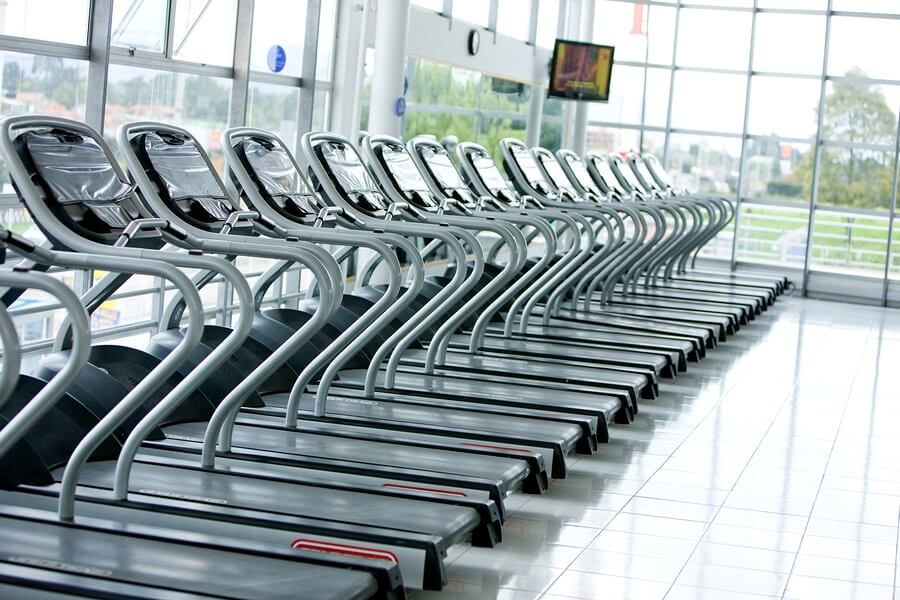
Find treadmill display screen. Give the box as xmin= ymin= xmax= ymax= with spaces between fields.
xmin=425 ymin=149 xmax=466 ymax=190
xmin=511 ymin=148 xmax=547 ymax=187
xmin=566 ymin=157 xmax=600 ymax=193
xmin=321 ymin=143 xmax=381 ymax=194
xmin=645 ymin=154 xmax=674 ymax=188
xmin=594 ymin=158 xmax=625 ymax=194
xmin=541 ymin=156 xmax=576 ymax=193
xmin=473 ymin=155 xmax=511 ymax=192
xmin=383 ymin=149 xmax=432 ymax=193
xmin=634 ymin=158 xmax=660 ymax=192
xmin=241 ymin=139 xmax=320 ymax=215
xmin=614 ymin=157 xmax=644 ymax=192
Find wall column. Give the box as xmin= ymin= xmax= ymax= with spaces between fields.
xmin=368 ymin=0 xmax=411 ymax=136
xmin=570 ymin=0 xmax=595 ymax=156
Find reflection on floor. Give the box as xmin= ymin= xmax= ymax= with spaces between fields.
xmin=410 ymin=297 xmax=900 ymax=600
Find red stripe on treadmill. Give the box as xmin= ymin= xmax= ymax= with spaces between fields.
xmin=382 ymin=483 xmax=468 ymax=497
xmin=291 ymin=539 xmax=399 ymax=564
xmin=462 ymin=442 xmax=530 ymax=454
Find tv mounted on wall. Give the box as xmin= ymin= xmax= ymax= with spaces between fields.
xmin=548 ymin=39 xmax=614 ymax=102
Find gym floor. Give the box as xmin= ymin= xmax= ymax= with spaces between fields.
xmin=411 ymin=296 xmax=900 ymax=600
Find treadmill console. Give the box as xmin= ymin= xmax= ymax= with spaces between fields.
xmin=132 ymin=131 xmax=248 ymax=234
xmin=315 ymin=141 xmax=389 ymax=217
xmin=17 ymin=128 xmax=153 ymax=248
xmin=378 ymin=144 xmax=440 ymax=210
xmin=236 ymin=138 xmax=325 ymax=224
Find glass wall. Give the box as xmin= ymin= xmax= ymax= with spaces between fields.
xmin=588 ymin=0 xmax=900 ymax=300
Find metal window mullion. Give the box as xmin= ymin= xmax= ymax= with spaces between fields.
xmin=730 ymin=0 xmax=758 ymax=270
xmin=152 ymin=275 xmax=166 ymax=333
xmin=85 ymin=0 xmax=113 ymax=131
xmin=0 ymin=35 xmax=89 ymax=59
xmin=297 ymin=0 xmax=323 ymax=140
xmin=527 ymin=0 xmax=539 ymax=46
xmin=108 ymin=49 xmax=235 ymax=77
xmin=801 ymin=0 xmax=833 ymax=296
xmin=880 ymin=110 xmax=900 ymax=304
xmin=165 ymin=0 xmax=178 ymax=59
xmin=229 ymin=0 xmax=255 ymax=128
xmin=489 ymin=0 xmax=499 ymax=40
xmin=639 ymin=0 xmax=651 ymax=152
xmin=661 ymin=0 xmax=681 ymax=164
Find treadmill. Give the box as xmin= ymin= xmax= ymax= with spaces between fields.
xmin=357 ymin=134 xmax=693 ymax=393
xmin=560 ymin=150 xmax=739 ymax=339
xmin=603 ymin=151 xmax=772 ymax=311
xmin=408 ymin=137 xmax=716 ymax=364
xmin=631 ymin=152 xmax=789 ymax=295
xmin=215 ymin=126 xmax=617 ymax=450
xmin=119 ymin=121 xmax=590 ymax=483
xmin=0 ymin=251 xmax=400 ymax=600
xmin=0 ymin=115 xmax=503 ymax=590
xmin=510 ymin=142 xmax=752 ymax=332
xmin=225 ymin=128 xmax=643 ymax=422
xmin=407 ymin=137 xmax=714 ymax=357
xmin=529 ymin=145 xmax=767 ymax=321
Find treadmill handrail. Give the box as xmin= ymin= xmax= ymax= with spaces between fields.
xmin=0 ymin=298 xmax=21 ymax=410
xmin=0 ymin=257 xmax=89 ymax=461
xmin=114 ymin=121 xmax=353 ymax=461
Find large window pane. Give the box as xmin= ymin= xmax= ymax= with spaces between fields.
xmin=111 ymin=0 xmax=168 ymax=53
xmin=643 ymin=67 xmax=670 ymax=128
xmin=105 ymin=65 xmax=231 ymax=169
xmin=742 ymin=140 xmax=811 ymax=202
xmin=172 ymin=0 xmax=238 ymax=66
xmin=832 ymin=0 xmax=900 ymax=12
xmin=586 ymin=125 xmax=640 ymax=153
xmin=821 ymin=79 xmax=900 ymax=146
xmin=453 ymin=0 xmax=490 ymax=27
xmin=736 ymin=203 xmax=810 ymax=268
xmin=647 ymin=5 xmax=675 ymax=65
xmin=404 ymin=112 xmax=478 ymax=146
xmin=479 ymin=76 xmax=530 ymax=116
xmin=592 ymin=1 xmax=647 ymax=63
xmin=828 ymin=17 xmax=900 ymax=81
xmin=540 ymin=97 xmax=564 ymax=151
xmin=480 ymin=116 xmax=527 ymax=162
xmin=588 ymin=64 xmax=644 ymax=125
xmin=247 ymin=81 xmax=300 ymax=149
xmin=816 ymin=145 xmax=895 ymax=211
xmin=671 ymin=71 xmax=746 ymax=133
xmin=0 ymin=52 xmax=88 ymax=192
xmin=748 ymin=77 xmax=821 ymax=139
xmin=498 ymin=0 xmax=531 ymax=41
xmin=316 ymin=0 xmax=338 ymax=80
xmin=753 ymin=13 xmax=825 ymax=76
xmin=407 ymin=60 xmax=481 ymax=110
xmin=666 ymin=133 xmax=742 ymax=195
xmin=536 ymin=0 xmax=560 ymax=49
xmin=0 ymin=0 xmax=90 ymax=45
xmin=250 ymin=1 xmax=307 ymax=77
xmin=313 ymin=90 xmax=330 ymax=131
xmin=642 ymin=130 xmax=665 ymax=157
xmin=412 ymin=0 xmax=443 ymax=11
xmin=676 ymin=9 xmax=750 ymax=70
xmin=810 ymin=210 xmax=890 ymax=276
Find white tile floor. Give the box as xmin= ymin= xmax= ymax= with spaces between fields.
xmin=411 ymin=296 xmax=900 ymax=600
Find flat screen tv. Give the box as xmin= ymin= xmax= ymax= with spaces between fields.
xmin=548 ymin=39 xmax=614 ymax=102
